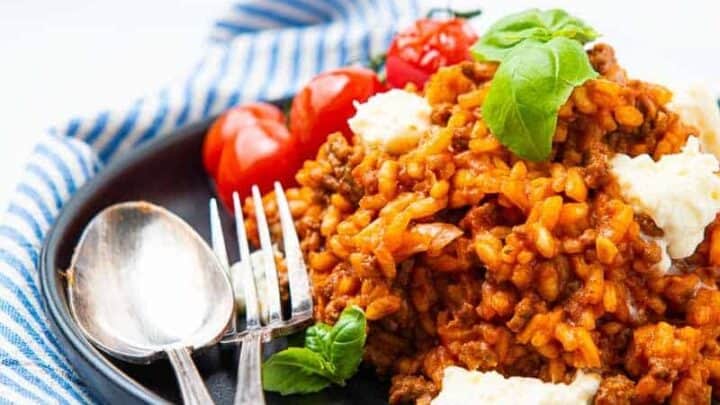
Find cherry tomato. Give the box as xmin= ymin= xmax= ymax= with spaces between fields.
xmin=386 ymin=18 xmax=478 ymax=89
xmin=290 ymin=67 xmax=383 ymax=161
xmin=202 ymin=102 xmax=285 ymax=177
xmin=215 ymin=120 xmax=299 ymax=209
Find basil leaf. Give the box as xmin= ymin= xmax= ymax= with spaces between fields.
xmin=262 ymin=307 xmax=368 ymax=395
xmin=305 ymin=323 xmax=332 ymax=354
xmin=262 ymin=348 xmax=335 ymax=395
xmin=542 ymin=9 xmax=599 ymax=44
xmin=482 ymin=37 xmax=598 ymax=161
xmin=325 ymin=306 xmax=367 ymax=381
xmin=472 ymin=9 xmax=598 ymax=62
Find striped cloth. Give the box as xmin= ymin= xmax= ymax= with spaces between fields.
xmin=0 ymin=1 xmax=421 ymax=402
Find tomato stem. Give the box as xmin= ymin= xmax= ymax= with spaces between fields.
xmin=280 ymin=98 xmax=293 ymax=121
xmin=426 ymin=8 xmax=482 ymax=20
xmin=368 ymin=54 xmax=387 ymax=72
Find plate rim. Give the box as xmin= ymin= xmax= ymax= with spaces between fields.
xmin=39 ymin=119 xmax=214 ymax=404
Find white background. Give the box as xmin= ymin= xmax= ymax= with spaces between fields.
xmin=0 ymin=0 xmax=719 ymax=206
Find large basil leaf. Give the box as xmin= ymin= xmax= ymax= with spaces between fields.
xmin=325 ymin=306 xmax=367 ymax=381
xmin=543 ymin=9 xmax=599 ymax=43
xmin=261 ymin=348 xmax=336 ymax=395
xmin=482 ymin=37 xmax=598 ymax=161
xmin=472 ymin=9 xmax=598 ymax=62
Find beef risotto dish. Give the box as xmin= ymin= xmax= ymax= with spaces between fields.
xmin=203 ymin=8 xmax=720 ymax=405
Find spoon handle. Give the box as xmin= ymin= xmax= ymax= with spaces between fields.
xmin=234 ymin=330 xmax=265 ymax=405
xmin=166 ymin=347 xmax=214 ymax=405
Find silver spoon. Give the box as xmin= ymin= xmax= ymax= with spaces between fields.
xmin=67 ymin=201 xmax=234 ymax=405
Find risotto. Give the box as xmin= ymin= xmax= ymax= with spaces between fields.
xmin=246 ymin=44 xmax=720 ymax=404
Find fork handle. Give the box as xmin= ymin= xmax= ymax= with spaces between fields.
xmin=166 ymin=347 xmax=214 ymax=405
xmin=234 ymin=330 xmax=266 ymax=405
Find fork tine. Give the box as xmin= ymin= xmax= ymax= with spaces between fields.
xmin=209 ymin=198 xmax=236 ymax=333
xmin=232 ymin=192 xmax=261 ymax=329
xmin=251 ymin=186 xmax=283 ymax=326
xmin=232 ymin=193 xmax=267 ymax=405
xmin=209 ymin=198 xmax=230 ymax=270
xmin=273 ymin=182 xmax=312 ymax=317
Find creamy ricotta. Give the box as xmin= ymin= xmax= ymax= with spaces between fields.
xmin=432 ymin=367 xmax=600 ymax=405
xmin=668 ymin=83 xmax=720 ymax=158
xmin=611 ymin=136 xmax=720 ymax=261
xmin=348 ymin=89 xmax=431 ymax=154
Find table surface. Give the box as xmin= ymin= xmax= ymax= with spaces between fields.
xmin=0 ymin=0 xmax=718 ymax=208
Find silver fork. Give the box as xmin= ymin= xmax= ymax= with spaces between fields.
xmin=209 ymin=182 xmax=313 ymax=405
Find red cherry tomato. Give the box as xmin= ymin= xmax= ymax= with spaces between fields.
xmin=386 ymin=18 xmax=478 ymax=89
xmin=202 ymin=102 xmax=285 ymax=177
xmin=215 ymin=120 xmax=299 ymax=209
xmin=290 ymin=67 xmax=384 ymax=161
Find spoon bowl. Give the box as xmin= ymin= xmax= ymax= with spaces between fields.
xmin=67 ymin=201 xmax=234 ymax=403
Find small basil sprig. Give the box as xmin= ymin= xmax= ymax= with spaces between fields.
xmin=472 ymin=9 xmax=599 ymax=161
xmin=472 ymin=9 xmax=598 ymax=62
xmin=262 ymin=306 xmax=367 ymax=395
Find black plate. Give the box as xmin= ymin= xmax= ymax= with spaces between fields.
xmin=39 ymin=120 xmax=389 ymax=404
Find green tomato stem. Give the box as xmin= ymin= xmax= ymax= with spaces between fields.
xmin=426 ymin=8 xmax=482 ymax=20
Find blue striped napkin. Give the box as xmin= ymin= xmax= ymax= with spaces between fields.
xmin=0 ymin=1 xmax=421 ymax=402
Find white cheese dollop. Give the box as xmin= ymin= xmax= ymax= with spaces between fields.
xmin=668 ymin=83 xmax=720 ymax=158
xmin=348 ymin=89 xmax=431 ymax=154
xmin=432 ymin=367 xmax=600 ymax=405
xmin=611 ymin=136 xmax=720 ymax=260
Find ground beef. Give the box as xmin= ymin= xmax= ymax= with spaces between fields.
xmin=636 ymin=213 xmax=664 ymax=237
xmin=595 ymin=374 xmax=635 ymax=405
xmin=389 ymin=375 xmax=437 ymax=405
